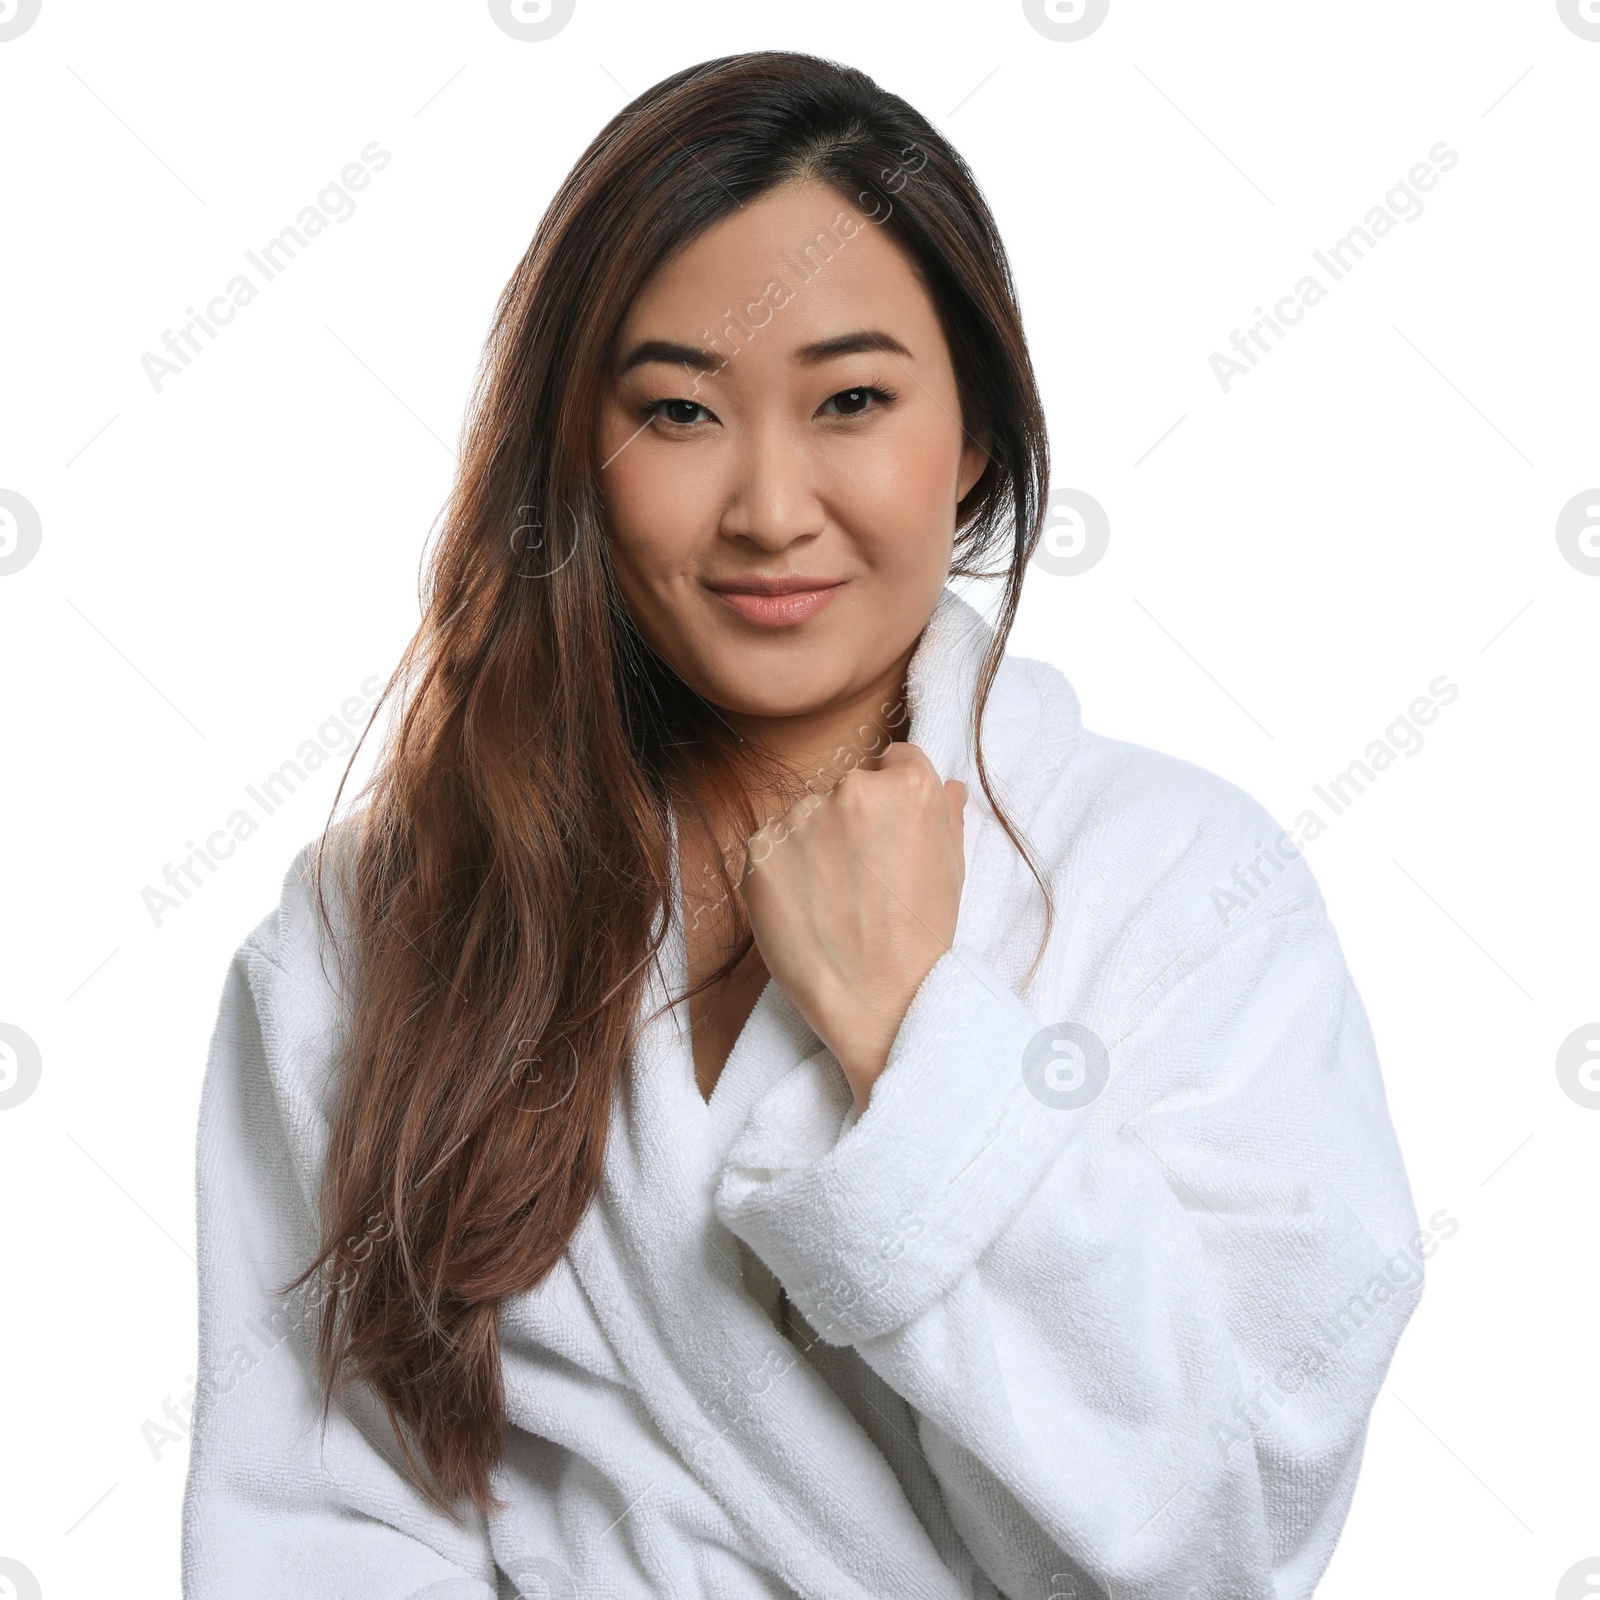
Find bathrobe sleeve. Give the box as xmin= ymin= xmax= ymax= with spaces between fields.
xmin=712 ymin=897 xmax=1424 ymax=1600
xmin=182 ymin=918 xmax=501 ymax=1599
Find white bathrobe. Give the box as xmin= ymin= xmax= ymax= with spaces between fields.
xmin=181 ymin=585 xmax=1423 ymax=1600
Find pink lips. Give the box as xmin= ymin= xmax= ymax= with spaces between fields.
xmin=704 ymin=578 xmax=846 ymax=628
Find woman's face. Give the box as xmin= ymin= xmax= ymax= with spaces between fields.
xmin=597 ymin=178 xmax=989 ymax=727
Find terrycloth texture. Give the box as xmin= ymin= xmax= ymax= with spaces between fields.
xmin=182 ymin=585 xmax=1423 ymax=1599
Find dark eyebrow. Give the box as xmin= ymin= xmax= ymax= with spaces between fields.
xmin=617 ymin=340 xmax=721 ymax=376
xmin=616 ymin=328 xmax=912 ymax=377
xmin=793 ymin=328 xmax=913 ymax=366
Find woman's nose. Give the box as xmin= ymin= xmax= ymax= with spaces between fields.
xmin=716 ymin=422 xmax=828 ymax=549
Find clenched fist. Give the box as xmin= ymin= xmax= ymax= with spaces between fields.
xmin=737 ymin=741 xmax=967 ymax=1115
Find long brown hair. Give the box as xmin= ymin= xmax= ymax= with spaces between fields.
xmin=284 ymin=49 xmax=1055 ymax=1518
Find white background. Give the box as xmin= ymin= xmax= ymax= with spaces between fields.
xmin=1 ymin=1 xmax=1595 ymax=1596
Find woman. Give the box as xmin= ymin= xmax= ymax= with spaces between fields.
xmin=181 ymin=50 xmax=1423 ymax=1600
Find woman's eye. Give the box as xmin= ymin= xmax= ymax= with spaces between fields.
xmin=819 ymin=385 xmax=896 ymax=417
xmin=641 ymin=384 xmax=897 ymax=431
xmin=645 ymin=398 xmax=713 ymax=428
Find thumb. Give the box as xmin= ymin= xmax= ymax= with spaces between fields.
xmin=945 ymin=778 xmax=968 ymax=832
xmin=945 ymin=779 xmax=967 ymax=894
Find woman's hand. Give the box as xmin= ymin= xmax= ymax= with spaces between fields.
xmin=737 ymin=742 xmax=967 ymax=1115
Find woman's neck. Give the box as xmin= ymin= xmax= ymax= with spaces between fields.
xmin=717 ymin=648 xmax=913 ymax=812
xmin=676 ymin=651 xmax=914 ymax=905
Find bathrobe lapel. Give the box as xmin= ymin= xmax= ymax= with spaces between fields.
xmin=564 ymin=587 xmax=1022 ymax=1600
